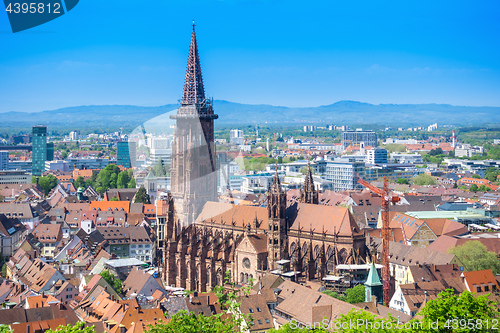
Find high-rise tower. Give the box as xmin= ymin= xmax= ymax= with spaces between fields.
xmin=169 ymin=23 xmax=218 ymax=227
xmin=32 ymin=125 xmax=47 ymax=176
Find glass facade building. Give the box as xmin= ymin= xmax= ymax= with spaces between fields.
xmin=117 ymin=141 xmax=131 ymax=168
xmin=32 ymin=125 xmax=47 ymax=176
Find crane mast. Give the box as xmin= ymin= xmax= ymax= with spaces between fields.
xmin=358 ymin=176 xmax=401 ymax=305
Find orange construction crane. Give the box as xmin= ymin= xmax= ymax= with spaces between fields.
xmin=358 ymin=176 xmax=403 ymax=305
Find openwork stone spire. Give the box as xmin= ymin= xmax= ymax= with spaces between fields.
xmin=271 ymin=164 xmax=282 ymax=193
xmin=182 ymin=21 xmax=206 ymax=105
xmin=301 ymin=162 xmax=319 ymax=204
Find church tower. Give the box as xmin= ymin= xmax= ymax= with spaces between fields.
xmin=267 ymin=167 xmax=287 ymax=270
xmin=170 ymin=23 xmax=218 ymax=228
xmin=365 ymin=262 xmax=383 ymax=304
xmin=300 ymin=162 xmax=318 ymax=204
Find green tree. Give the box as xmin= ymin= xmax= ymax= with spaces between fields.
xmin=449 ymin=241 xmax=500 ymax=274
xmin=110 ymin=197 xmax=119 ymax=201
xmin=478 ymin=184 xmax=491 ymax=192
xmin=470 ymin=184 xmax=479 ymax=192
xmin=39 ymin=174 xmax=59 ymax=195
xmin=418 ymin=289 xmax=499 ymax=333
xmin=117 ymin=170 xmax=130 ymax=188
xmin=46 ymin=322 xmax=95 ymax=333
xmin=153 ymin=157 xmax=166 ymax=177
xmin=146 ymin=271 xmax=251 ymax=333
xmin=74 ymin=176 xmax=85 ymax=189
xmin=96 ymin=164 xmax=121 ymax=191
xmin=100 ymin=270 xmax=123 ymax=294
xmin=134 ymin=186 xmax=151 ymax=204
xmin=428 ymin=148 xmax=443 ymax=156
xmin=128 ymin=178 xmax=136 ymax=188
xmin=485 ymin=167 xmax=500 ymax=182
xmin=412 ymin=174 xmax=437 ymax=186
xmin=146 ymin=310 xmax=235 ymax=333
xmin=0 ymin=325 xmax=12 ymax=333
xmin=396 ymin=178 xmax=409 ymax=184
xmin=322 ymin=289 xmax=346 ymax=302
xmin=344 ymin=284 xmax=365 ymax=304
xmin=472 ymin=174 xmax=481 ymax=179
xmin=331 ymin=308 xmax=405 ymax=333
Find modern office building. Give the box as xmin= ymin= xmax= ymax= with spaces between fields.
xmin=0 ymin=151 xmax=8 ymax=170
xmin=366 ymin=148 xmax=388 ymax=164
xmin=0 ymin=170 xmax=30 ymax=184
xmin=325 ymin=158 xmax=365 ymax=192
xmin=65 ymin=158 xmax=113 ymax=170
xmin=342 ymin=130 xmax=377 ymax=149
xmin=117 ymin=141 xmax=132 ymax=168
xmin=46 ymin=142 xmax=54 ymax=162
xmin=32 ymin=125 xmax=47 ymax=176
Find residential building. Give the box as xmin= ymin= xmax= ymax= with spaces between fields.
xmin=97 ymin=225 xmax=155 ymax=262
xmin=0 ymin=214 xmax=26 ymax=256
xmin=273 ymin=280 xmax=354 ymax=328
xmin=371 ymin=238 xmax=464 ymax=289
xmin=32 ymin=223 xmax=63 ymax=258
xmin=462 ymin=269 xmax=499 ymax=293
xmin=389 ymin=278 xmax=466 ymax=317
xmin=230 ymin=129 xmax=244 ymax=145
xmin=122 ymin=267 xmax=166 ymax=297
xmin=0 ymin=203 xmax=40 ymax=230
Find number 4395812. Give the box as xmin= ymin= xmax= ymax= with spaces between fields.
xmin=6 ymin=2 xmax=61 ymax=14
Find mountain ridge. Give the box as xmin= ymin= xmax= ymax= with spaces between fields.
xmin=1 ymin=100 xmax=498 ymax=130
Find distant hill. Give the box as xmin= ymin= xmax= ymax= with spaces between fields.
xmin=1 ymin=100 xmax=499 ymax=131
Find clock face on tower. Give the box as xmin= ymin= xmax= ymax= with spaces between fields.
xmin=243 ymin=258 xmax=250 ymax=269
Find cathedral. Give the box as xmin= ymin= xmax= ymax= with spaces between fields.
xmin=156 ymin=24 xmax=367 ymax=292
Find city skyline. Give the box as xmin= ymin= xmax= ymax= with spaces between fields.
xmin=1 ymin=0 xmax=500 ymax=113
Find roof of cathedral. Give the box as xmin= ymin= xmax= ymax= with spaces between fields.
xmin=288 ymin=203 xmax=361 ymax=237
xmin=196 ymin=202 xmax=268 ymax=229
xmin=246 ymin=233 xmax=268 ymax=253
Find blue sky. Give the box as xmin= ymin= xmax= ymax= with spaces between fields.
xmin=1 ymin=0 xmax=500 ymax=112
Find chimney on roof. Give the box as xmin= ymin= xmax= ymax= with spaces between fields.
xmin=26 ymin=325 xmax=30 ymax=333
xmin=259 ymin=282 xmax=263 ymax=290
xmin=189 ymin=295 xmax=193 ymax=303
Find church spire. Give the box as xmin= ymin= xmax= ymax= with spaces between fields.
xmin=182 ymin=21 xmax=205 ymax=105
xmin=271 ymin=164 xmax=282 ymax=193
xmin=300 ymin=161 xmax=319 ymax=204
